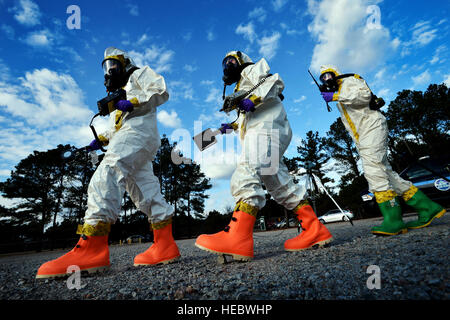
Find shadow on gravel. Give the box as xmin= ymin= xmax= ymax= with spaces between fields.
xmin=253 ymin=251 xmax=288 ymax=261
xmin=33 ymin=268 xmax=114 ymax=284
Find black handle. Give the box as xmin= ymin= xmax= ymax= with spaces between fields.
xmin=309 ymin=69 xmax=332 ymax=112
xmin=89 ymin=113 xmax=107 ymax=153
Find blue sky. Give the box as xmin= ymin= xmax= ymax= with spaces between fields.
xmin=0 ymin=0 xmax=449 ymax=214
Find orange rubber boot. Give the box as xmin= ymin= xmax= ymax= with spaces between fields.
xmin=284 ymin=203 xmax=333 ymax=251
xmin=195 ymin=210 xmax=256 ymax=261
xmin=134 ymin=222 xmax=180 ymax=266
xmin=36 ymin=234 xmax=110 ymax=279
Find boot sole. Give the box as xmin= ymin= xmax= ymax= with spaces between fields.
xmin=133 ymin=255 xmax=180 ymax=267
xmin=407 ymin=209 xmax=446 ymax=229
xmin=195 ymin=243 xmax=253 ymax=262
xmin=285 ymin=237 xmax=333 ymax=252
xmin=36 ymin=265 xmax=110 ymax=279
xmin=371 ymin=228 xmax=408 ymax=236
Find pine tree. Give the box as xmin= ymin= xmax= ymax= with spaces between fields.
xmin=324 ymin=118 xmax=361 ymax=187
xmin=296 ymin=130 xmax=333 ymax=187
xmin=62 ymin=146 xmax=96 ymax=224
xmin=0 ymin=144 xmax=73 ymax=237
xmin=385 ymin=83 xmax=450 ymax=167
xmin=153 ymin=135 xmax=212 ymax=238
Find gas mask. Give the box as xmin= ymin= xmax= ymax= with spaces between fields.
xmin=103 ymin=58 xmax=127 ymax=92
xmin=319 ymin=72 xmax=339 ymax=92
xmin=222 ymin=55 xmax=242 ymax=85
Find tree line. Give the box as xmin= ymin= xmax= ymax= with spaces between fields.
xmin=0 ymin=83 xmax=448 ymax=253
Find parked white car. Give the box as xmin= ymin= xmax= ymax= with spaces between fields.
xmin=318 ymin=209 xmax=354 ymax=224
xmin=275 ymin=218 xmax=298 ymax=228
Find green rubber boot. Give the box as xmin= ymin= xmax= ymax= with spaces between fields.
xmin=371 ymin=192 xmax=407 ymax=236
xmin=403 ymin=187 xmax=446 ymax=229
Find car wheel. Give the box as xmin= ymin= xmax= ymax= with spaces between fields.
xmin=342 ymin=216 xmax=348 ymax=221
xmin=319 ymin=219 xmax=325 ymax=224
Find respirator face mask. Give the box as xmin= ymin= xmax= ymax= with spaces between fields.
xmin=103 ymin=59 xmax=126 ymax=92
xmin=320 ymin=72 xmax=339 ymax=92
xmin=222 ymin=56 xmax=241 ymax=85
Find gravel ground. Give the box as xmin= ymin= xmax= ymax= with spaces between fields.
xmin=0 ymin=213 xmax=448 ymax=301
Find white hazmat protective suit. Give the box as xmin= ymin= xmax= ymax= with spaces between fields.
xmin=84 ymin=47 xmax=174 ymax=227
xmin=229 ymin=52 xmax=306 ymax=211
xmin=320 ymin=65 xmax=412 ymax=195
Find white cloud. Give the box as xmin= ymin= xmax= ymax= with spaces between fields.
xmin=377 ymin=88 xmax=390 ymax=98
xmin=235 ymin=21 xmax=282 ymax=60
xmin=287 ymin=106 xmax=303 ymax=117
xmin=10 ymin=0 xmax=41 ymax=27
xmin=195 ymin=110 xmax=236 ymax=137
xmin=183 ymin=32 xmax=192 ymax=42
xmin=0 ymin=68 xmax=90 ymax=126
xmin=375 ymin=68 xmax=386 ymax=80
xmin=429 ymin=45 xmax=446 ymax=65
xmin=307 ymin=0 xmax=394 ymax=73
xmin=258 ymin=32 xmax=281 ymax=60
xmin=0 ymin=119 xmax=97 ymax=181
xmin=183 ymin=64 xmax=197 ymax=73
xmin=285 ymin=133 xmax=303 ymax=158
xmin=194 ymin=135 xmax=239 ymax=180
xmin=391 ymin=37 xmax=401 ymax=50
xmin=21 ymin=28 xmax=81 ymax=62
xmin=129 ymin=46 xmax=175 ymax=73
xmin=126 ymin=3 xmax=139 ymax=16
xmin=294 ymin=95 xmax=306 ymax=103
xmin=401 ymin=20 xmax=440 ymax=57
xmin=157 ymin=110 xmax=182 ymax=128
xmin=1 ymin=24 xmax=15 ymax=39
xmin=169 ymin=81 xmax=195 ymax=101
xmin=442 ymin=74 xmax=450 ymax=87
xmin=201 ymin=80 xmax=214 ymax=86
xmin=123 ymin=33 xmax=152 ymax=47
xmin=199 ymin=156 xmax=236 ymax=180
xmin=207 ymin=30 xmax=215 ymax=41
xmin=137 ymin=34 xmax=148 ymax=45
xmin=410 ymin=21 xmax=437 ymax=47
xmin=24 ymin=29 xmax=53 ymax=47
xmin=203 ymin=182 xmax=236 ymax=214
xmin=235 ymin=22 xmax=257 ymax=43
xmin=411 ymin=69 xmax=431 ymax=87
xmin=249 ymin=7 xmax=267 ymax=23
xmin=272 ymin=0 xmax=288 ymax=12
xmin=205 ymin=87 xmax=222 ymax=105
xmin=0 ymin=59 xmax=10 ymax=82
xmin=280 ymin=23 xmax=303 ymax=36
xmin=59 ymin=46 xmax=83 ymax=62
xmin=429 ymin=56 xmax=439 ymax=65
xmin=0 ymin=68 xmax=98 ymax=179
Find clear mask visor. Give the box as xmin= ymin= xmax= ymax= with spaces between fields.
xmin=320 ymin=72 xmax=334 ymax=83
xmin=102 ymin=59 xmax=122 ymax=75
xmin=222 ymin=56 xmax=238 ymax=72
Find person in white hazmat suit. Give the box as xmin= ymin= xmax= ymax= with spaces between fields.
xmin=36 ymin=47 xmax=180 ymax=279
xmin=318 ymin=65 xmax=446 ymax=235
xmin=195 ymin=51 xmax=333 ymax=261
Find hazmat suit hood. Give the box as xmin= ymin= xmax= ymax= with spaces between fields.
xmin=320 ymin=65 xmax=341 ymax=78
xmin=224 ymin=50 xmax=253 ymax=65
